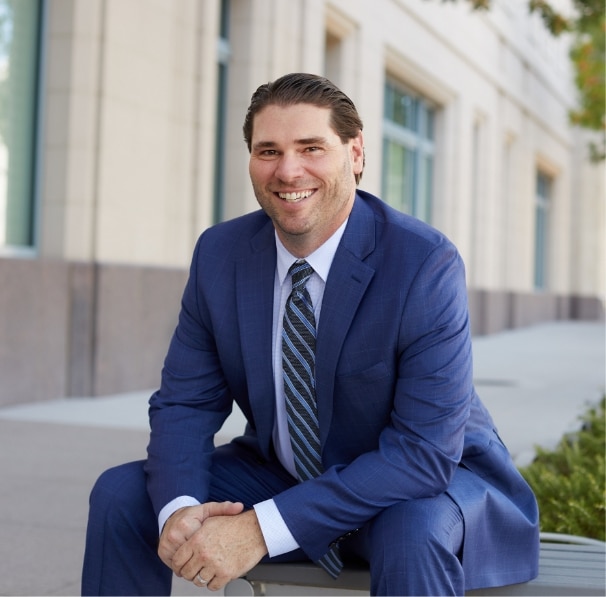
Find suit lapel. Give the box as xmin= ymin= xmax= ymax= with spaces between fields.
xmin=236 ymin=220 xmax=277 ymax=458
xmin=316 ymin=195 xmax=376 ymax=446
xmin=235 ymin=196 xmax=377 ymax=456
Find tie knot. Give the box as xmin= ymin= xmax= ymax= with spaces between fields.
xmin=289 ymin=260 xmax=314 ymax=290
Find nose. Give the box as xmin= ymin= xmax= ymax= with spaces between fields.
xmin=274 ymin=151 xmax=304 ymax=182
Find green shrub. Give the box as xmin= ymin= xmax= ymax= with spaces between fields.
xmin=519 ymin=397 xmax=605 ymax=541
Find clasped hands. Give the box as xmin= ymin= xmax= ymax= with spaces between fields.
xmin=158 ymin=501 xmax=268 ymax=591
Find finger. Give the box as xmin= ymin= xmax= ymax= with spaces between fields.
xmin=178 ymin=548 xmax=209 ymax=582
xmin=158 ymin=529 xmax=187 ymax=568
xmin=164 ymin=507 xmax=204 ymax=541
xmin=171 ymin=544 xmax=196 ymax=577
xmin=158 ymin=506 xmax=206 ymax=567
xmin=192 ymin=571 xmax=212 ymax=588
xmin=158 ymin=536 xmax=182 ymax=569
xmin=206 ymin=571 xmax=230 ymax=592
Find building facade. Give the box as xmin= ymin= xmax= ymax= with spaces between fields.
xmin=0 ymin=0 xmax=604 ymax=405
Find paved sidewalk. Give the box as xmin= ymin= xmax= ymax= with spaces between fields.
xmin=0 ymin=321 xmax=603 ymax=596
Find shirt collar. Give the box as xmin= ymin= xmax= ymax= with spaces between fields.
xmin=276 ymin=218 xmax=349 ymax=285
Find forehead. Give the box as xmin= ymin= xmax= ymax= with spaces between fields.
xmin=251 ymin=103 xmax=337 ymax=143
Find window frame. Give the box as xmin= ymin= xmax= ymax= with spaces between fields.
xmin=381 ymin=78 xmax=435 ymax=223
xmin=0 ymin=0 xmax=44 ymax=255
xmin=534 ymin=169 xmax=553 ymax=291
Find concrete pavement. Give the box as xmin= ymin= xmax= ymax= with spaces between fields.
xmin=0 ymin=321 xmax=603 ymax=596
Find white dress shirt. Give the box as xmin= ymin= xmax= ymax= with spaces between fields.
xmin=159 ymin=220 xmax=348 ymax=559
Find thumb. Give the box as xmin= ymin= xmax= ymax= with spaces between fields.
xmin=203 ymin=500 xmax=245 ymax=518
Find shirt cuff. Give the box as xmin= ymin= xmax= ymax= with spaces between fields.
xmin=158 ymin=496 xmax=201 ymax=534
xmin=253 ymin=499 xmax=300 ymax=557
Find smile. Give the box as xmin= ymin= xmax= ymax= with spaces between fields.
xmin=277 ymin=190 xmax=314 ymax=202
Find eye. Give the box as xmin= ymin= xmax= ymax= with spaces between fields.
xmin=304 ymin=146 xmax=322 ymax=153
xmin=255 ymin=149 xmax=280 ymax=159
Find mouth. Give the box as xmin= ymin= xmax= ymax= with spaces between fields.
xmin=276 ymin=190 xmax=315 ymax=203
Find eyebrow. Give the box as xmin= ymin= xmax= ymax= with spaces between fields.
xmin=296 ymin=136 xmax=328 ymax=146
xmin=252 ymin=136 xmax=329 ymax=151
xmin=251 ymin=141 xmax=277 ymax=151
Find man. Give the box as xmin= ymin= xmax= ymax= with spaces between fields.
xmin=82 ymin=73 xmax=539 ymax=596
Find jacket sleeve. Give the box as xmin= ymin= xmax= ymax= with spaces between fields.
xmin=144 ymin=234 xmax=233 ymax=518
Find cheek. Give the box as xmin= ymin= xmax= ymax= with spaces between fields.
xmin=249 ymin=160 xmax=272 ymax=183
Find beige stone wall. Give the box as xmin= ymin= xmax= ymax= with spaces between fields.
xmin=40 ymin=0 xmax=220 ymax=266
xmin=36 ymin=0 xmax=604 ymax=301
xmin=2 ymin=0 xmax=602 ymax=404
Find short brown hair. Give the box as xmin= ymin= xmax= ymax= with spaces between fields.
xmin=243 ymin=73 xmax=364 ymax=183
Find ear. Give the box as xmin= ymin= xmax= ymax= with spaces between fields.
xmin=350 ymin=131 xmax=365 ymax=176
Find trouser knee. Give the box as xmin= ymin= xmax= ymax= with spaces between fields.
xmin=350 ymin=494 xmax=465 ymax=595
xmin=88 ymin=460 xmax=157 ymax=540
xmin=397 ymin=495 xmax=464 ymax=557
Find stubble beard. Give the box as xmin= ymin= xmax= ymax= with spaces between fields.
xmin=251 ymin=158 xmax=356 ymax=253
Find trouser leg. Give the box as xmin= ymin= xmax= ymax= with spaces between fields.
xmin=345 ymin=492 xmax=465 ymax=596
xmin=82 ymin=460 xmax=170 ymax=596
xmin=82 ymin=440 xmax=303 ymax=596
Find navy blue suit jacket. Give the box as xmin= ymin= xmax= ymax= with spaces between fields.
xmin=145 ymin=191 xmax=539 ymax=590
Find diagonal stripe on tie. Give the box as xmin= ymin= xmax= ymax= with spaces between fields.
xmin=282 ymin=260 xmax=343 ymax=578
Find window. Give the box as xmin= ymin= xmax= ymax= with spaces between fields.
xmin=213 ymin=0 xmax=230 ymax=223
xmin=324 ymin=31 xmax=341 ymax=84
xmin=468 ymin=118 xmax=486 ymax=285
xmin=382 ymin=80 xmax=435 ymax=222
xmin=324 ymin=6 xmax=357 ymax=89
xmin=0 ymin=0 xmax=42 ymax=249
xmin=534 ymin=171 xmax=552 ymax=290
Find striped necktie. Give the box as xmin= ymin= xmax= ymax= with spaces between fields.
xmin=282 ymin=260 xmax=343 ymax=578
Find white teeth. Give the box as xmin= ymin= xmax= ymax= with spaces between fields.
xmin=278 ymin=190 xmax=313 ymax=202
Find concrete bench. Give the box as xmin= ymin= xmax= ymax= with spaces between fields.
xmin=224 ymin=533 xmax=605 ymax=596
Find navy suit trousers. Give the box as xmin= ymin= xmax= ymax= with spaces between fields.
xmin=82 ymin=440 xmax=464 ymax=596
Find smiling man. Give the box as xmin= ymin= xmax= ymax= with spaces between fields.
xmin=82 ymin=73 xmax=539 ymax=596
xmin=248 ymin=102 xmax=362 ymax=257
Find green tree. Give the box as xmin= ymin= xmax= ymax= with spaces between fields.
xmin=441 ymin=0 xmax=606 ymax=160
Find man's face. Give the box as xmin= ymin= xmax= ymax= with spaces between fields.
xmin=249 ymin=103 xmax=364 ymax=257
